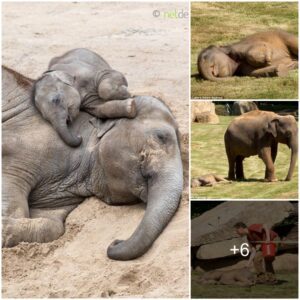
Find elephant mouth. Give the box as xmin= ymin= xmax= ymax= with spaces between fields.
xmin=66 ymin=115 xmax=72 ymax=125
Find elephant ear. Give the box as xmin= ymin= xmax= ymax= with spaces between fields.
xmin=46 ymin=70 xmax=75 ymax=87
xmin=89 ymin=117 xmax=116 ymax=139
xmin=219 ymin=46 xmax=240 ymax=61
xmin=266 ymin=119 xmax=279 ymax=137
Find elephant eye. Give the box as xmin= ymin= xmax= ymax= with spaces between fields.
xmin=154 ymin=130 xmax=170 ymax=144
xmin=52 ymin=95 xmax=61 ymax=104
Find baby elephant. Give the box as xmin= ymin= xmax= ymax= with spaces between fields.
xmin=198 ymin=29 xmax=298 ymax=81
xmin=191 ymin=174 xmax=230 ymax=187
xmin=33 ymin=48 xmax=135 ymax=147
xmin=198 ymin=267 xmax=255 ymax=287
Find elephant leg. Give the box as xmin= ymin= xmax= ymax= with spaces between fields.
xmin=220 ymin=277 xmax=235 ymax=285
xmin=271 ymin=142 xmax=278 ymax=163
xmin=235 ymin=280 xmax=252 ymax=287
xmin=246 ymin=43 xmax=272 ymax=67
xmin=236 ymin=156 xmax=245 ymax=180
xmin=2 ymin=175 xmax=77 ymax=247
xmin=83 ymin=98 xmax=136 ymax=119
xmin=227 ymin=155 xmax=236 ymax=180
xmin=30 ymin=205 xmax=76 ymax=221
xmin=2 ymin=175 xmax=31 ymax=219
xmin=259 ymin=147 xmax=277 ymax=182
xmin=3 ymin=205 xmax=76 ymax=247
xmin=249 ymin=65 xmax=282 ymax=78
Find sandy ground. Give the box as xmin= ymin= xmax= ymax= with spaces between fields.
xmin=2 ymin=2 xmax=189 ymax=298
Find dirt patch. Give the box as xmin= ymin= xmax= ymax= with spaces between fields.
xmin=2 ymin=2 xmax=189 ymax=298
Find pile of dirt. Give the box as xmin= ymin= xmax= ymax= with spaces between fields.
xmin=2 ymin=2 xmax=189 ymax=297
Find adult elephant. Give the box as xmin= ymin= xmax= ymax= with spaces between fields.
xmin=2 ymin=66 xmax=183 ymax=261
xmin=224 ymin=110 xmax=298 ymax=181
xmin=198 ymin=29 xmax=298 ymax=81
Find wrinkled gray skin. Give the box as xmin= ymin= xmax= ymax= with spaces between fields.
xmin=198 ymin=267 xmax=255 ymax=286
xmin=2 ymin=66 xmax=183 ymax=261
xmin=225 ymin=110 xmax=298 ymax=182
xmin=198 ymin=29 xmax=298 ymax=81
xmin=33 ymin=48 xmax=134 ymax=147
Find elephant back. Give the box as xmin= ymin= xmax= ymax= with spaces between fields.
xmin=2 ymin=66 xmax=36 ymax=124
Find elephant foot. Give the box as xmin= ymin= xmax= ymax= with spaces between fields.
xmin=264 ymin=178 xmax=278 ymax=182
xmin=2 ymin=216 xmax=65 ymax=247
xmin=227 ymin=175 xmax=235 ymax=181
xmin=276 ymin=64 xmax=289 ymax=77
xmin=236 ymin=177 xmax=246 ymax=181
xmin=126 ymin=98 xmax=137 ymax=118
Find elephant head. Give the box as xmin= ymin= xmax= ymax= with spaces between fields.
xmin=97 ymin=69 xmax=131 ymax=101
xmin=197 ymin=46 xmax=239 ymax=81
xmin=33 ymin=70 xmax=82 ymax=147
xmin=95 ymin=96 xmax=183 ymax=260
xmin=266 ymin=114 xmax=298 ymax=181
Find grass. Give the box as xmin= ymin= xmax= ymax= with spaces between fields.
xmin=191 ymin=271 xmax=298 ymax=298
xmin=191 ymin=116 xmax=298 ymax=199
xmin=191 ymin=2 xmax=298 ymax=99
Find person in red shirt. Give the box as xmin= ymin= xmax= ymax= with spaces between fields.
xmin=234 ymin=222 xmax=279 ymax=284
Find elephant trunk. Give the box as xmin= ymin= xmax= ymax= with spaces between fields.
xmin=107 ymin=153 xmax=183 ymax=261
xmin=285 ymin=141 xmax=298 ymax=181
xmin=52 ymin=117 xmax=82 ymax=147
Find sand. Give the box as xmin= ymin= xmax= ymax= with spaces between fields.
xmin=2 ymin=2 xmax=189 ymax=298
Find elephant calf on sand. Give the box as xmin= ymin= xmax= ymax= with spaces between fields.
xmin=33 ymin=48 xmax=134 ymax=147
xmin=225 ymin=110 xmax=298 ymax=182
xmin=2 ymin=66 xmax=183 ymax=261
xmin=198 ymin=29 xmax=298 ymax=81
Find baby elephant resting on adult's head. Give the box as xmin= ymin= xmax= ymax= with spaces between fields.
xmin=224 ymin=110 xmax=298 ymax=182
xmin=33 ymin=48 xmax=134 ymax=148
xmin=198 ymin=29 xmax=298 ymax=81
xmin=2 ymin=66 xmax=183 ymax=261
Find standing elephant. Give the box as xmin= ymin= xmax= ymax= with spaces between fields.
xmin=33 ymin=48 xmax=134 ymax=147
xmin=198 ymin=29 xmax=298 ymax=81
xmin=2 ymin=66 xmax=183 ymax=261
xmin=224 ymin=110 xmax=298 ymax=181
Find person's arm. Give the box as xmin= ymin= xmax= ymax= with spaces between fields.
xmin=262 ymin=224 xmax=271 ymax=243
xmin=247 ymin=246 xmax=256 ymax=267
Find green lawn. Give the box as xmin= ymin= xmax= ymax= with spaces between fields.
xmin=191 ymin=271 xmax=298 ymax=298
xmin=191 ymin=116 xmax=298 ymax=199
xmin=191 ymin=2 xmax=298 ymax=99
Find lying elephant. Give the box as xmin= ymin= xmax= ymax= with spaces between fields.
xmin=198 ymin=29 xmax=298 ymax=81
xmin=191 ymin=174 xmax=230 ymax=187
xmin=197 ymin=267 xmax=255 ymax=287
xmin=225 ymin=110 xmax=298 ymax=181
xmin=2 ymin=66 xmax=183 ymax=261
xmin=33 ymin=48 xmax=134 ymax=147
